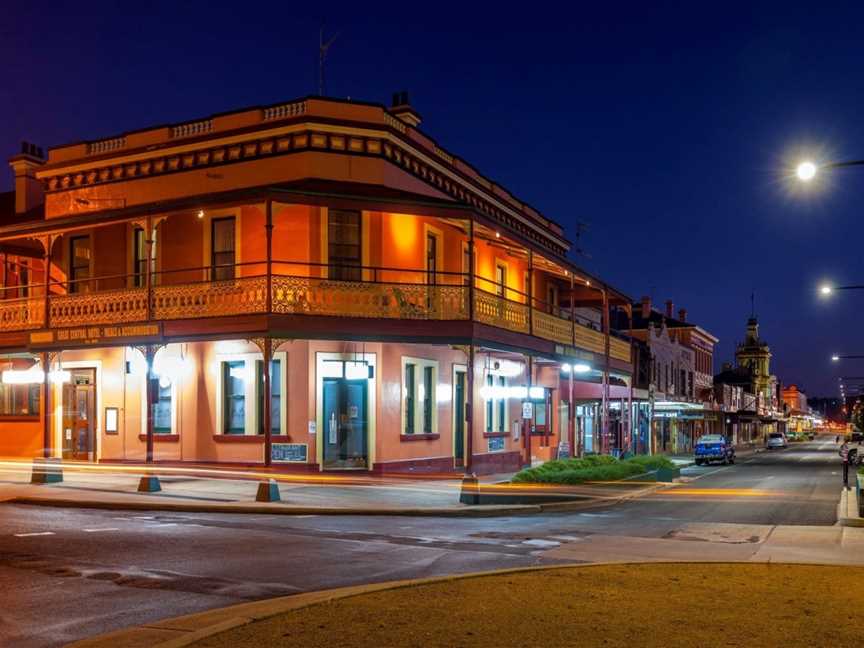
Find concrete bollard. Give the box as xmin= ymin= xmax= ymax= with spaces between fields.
xmin=459 ymin=473 xmax=480 ymax=506
xmin=137 ymin=475 xmax=162 ymax=493
xmin=31 ymin=457 xmax=64 ymax=484
xmin=256 ymin=479 xmax=281 ymax=502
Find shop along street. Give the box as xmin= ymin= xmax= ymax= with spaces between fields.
xmin=0 ymin=437 xmax=856 ymax=648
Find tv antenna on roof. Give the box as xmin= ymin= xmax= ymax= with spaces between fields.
xmin=319 ymin=26 xmax=339 ymax=97
xmin=573 ymin=221 xmax=591 ymax=259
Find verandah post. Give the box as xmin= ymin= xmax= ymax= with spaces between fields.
xmin=265 ymin=198 xmax=273 ymax=314
xmin=41 ymin=351 xmax=51 ymax=458
xmin=263 ymin=337 xmax=273 ymax=467
xmin=465 ymin=344 xmax=474 ymax=474
xmin=145 ymin=344 xmax=156 ymax=464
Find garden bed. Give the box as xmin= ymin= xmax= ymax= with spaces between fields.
xmin=512 ymin=454 xmax=677 ymax=485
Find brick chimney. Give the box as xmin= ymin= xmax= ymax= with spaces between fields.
xmin=665 ymin=300 xmax=674 ymax=318
xmin=640 ymin=296 xmax=651 ymax=319
xmin=9 ymin=142 xmax=45 ymax=215
xmin=678 ymin=308 xmax=687 ymax=322
xmin=388 ymin=91 xmax=422 ymax=127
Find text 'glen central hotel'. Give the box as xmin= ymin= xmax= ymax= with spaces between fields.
xmin=0 ymin=93 xmax=637 ymax=475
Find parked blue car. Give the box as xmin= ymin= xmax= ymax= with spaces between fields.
xmin=694 ymin=434 xmax=735 ymax=466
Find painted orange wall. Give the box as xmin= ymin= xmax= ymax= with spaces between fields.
xmin=0 ymin=419 xmax=43 ymax=458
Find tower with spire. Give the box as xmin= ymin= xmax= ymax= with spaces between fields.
xmin=735 ymin=316 xmax=773 ymax=408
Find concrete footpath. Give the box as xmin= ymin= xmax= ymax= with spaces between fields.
xmin=0 ymin=459 xmax=666 ymax=517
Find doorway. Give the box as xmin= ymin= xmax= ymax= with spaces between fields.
xmin=62 ymin=368 xmax=97 ymax=461
xmin=453 ymin=366 xmax=467 ymax=467
xmin=322 ymin=377 xmax=368 ymax=469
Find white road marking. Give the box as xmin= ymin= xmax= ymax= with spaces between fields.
xmin=83 ymin=528 xmax=120 ymax=533
xmin=522 ymin=539 xmax=560 ymax=548
xmin=579 ymin=512 xmax=620 ymax=518
xmin=13 ymin=531 xmax=55 ymax=537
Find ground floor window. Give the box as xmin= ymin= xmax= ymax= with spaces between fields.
xmin=484 ymin=373 xmax=508 ymax=433
xmin=0 ymin=382 xmax=40 ymax=417
xmin=153 ymin=382 xmax=172 ymax=433
xmin=222 ymin=360 xmax=246 ymax=434
xmin=402 ymin=357 xmax=437 ymax=434
xmin=257 ymin=359 xmax=281 ymax=434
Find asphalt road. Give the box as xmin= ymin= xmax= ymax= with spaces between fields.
xmin=0 ymin=439 xmax=848 ymax=648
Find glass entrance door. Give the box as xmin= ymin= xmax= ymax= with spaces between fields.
xmin=62 ymin=369 xmax=96 ymax=461
xmin=454 ymin=369 xmax=466 ymax=466
xmin=322 ymin=378 xmax=368 ymax=469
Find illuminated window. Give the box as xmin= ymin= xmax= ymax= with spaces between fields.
xmin=495 ymin=263 xmax=507 ymax=298
xmin=222 ymin=360 xmax=245 ymax=434
xmin=0 ymin=382 xmax=40 ymax=418
xmin=497 ymin=375 xmax=506 ymax=432
xmin=402 ymin=358 xmax=437 ymax=435
xmin=153 ymin=383 xmax=172 ymax=433
xmin=257 ymin=359 xmax=281 ymax=434
xmin=423 ymin=366 xmax=433 ymax=433
xmin=405 ymin=363 xmax=415 ymax=434
xmin=485 ymin=374 xmax=494 ymax=433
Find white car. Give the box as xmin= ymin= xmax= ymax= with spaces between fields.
xmin=766 ymin=432 xmax=788 ymax=449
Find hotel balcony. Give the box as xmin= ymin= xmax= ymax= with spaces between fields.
xmin=0 ymin=261 xmax=631 ymax=365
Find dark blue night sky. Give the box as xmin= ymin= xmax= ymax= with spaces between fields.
xmin=3 ymin=1 xmax=863 ymax=395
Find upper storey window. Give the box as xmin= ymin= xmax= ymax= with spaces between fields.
xmin=69 ymin=236 xmax=92 ymax=294
xmin=132 ymin=227 xmax=146 ymax=288
xmin=328 ymin=210 xmax=362 ymax=282
xmin=211 ymin=217 xmax=236 ymax=281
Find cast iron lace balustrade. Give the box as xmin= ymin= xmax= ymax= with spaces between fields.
xmin=50 ymin=289 xmax=149 ymax=327
xmin=0 ymin=271 xmax=629 ymax=361
xmin=153 ymin=276 xmax=268 ymax=320
xmin=271 ymin=277 xmax=468 ymax=320
xmin=0 ymin=298 xmax=45 ymax=331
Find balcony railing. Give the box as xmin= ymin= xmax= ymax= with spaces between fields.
xmin=0 ymin=261 xmax=630 ymax=362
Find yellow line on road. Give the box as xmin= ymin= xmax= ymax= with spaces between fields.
xmin=660 ymin=488 xmax=780 ymax=497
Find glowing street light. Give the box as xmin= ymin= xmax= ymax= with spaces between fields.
xmin=831 ymin=354 xmax=864 ymax=362
xmin=796 ymin=161 xmax=817 ymax=181
xmin=818 ymin=283 xmax=864 ymax=297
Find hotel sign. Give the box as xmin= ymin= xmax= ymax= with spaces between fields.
xmin=29 ymin=323 xmax=162 ymax=348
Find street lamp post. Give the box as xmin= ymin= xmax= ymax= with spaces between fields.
xmin=796 ymin=158 xmax=864 ymax=183
xmin=832 ymin=355 xmax=864 ymax=362
xmin=820 ymin=284 xmax=864 ymax=296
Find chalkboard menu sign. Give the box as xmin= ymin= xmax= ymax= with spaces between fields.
xmin=487 ymin=436 xmax=505 ymax=453
xmin=271 ymin=443 xmax=308 ymax=463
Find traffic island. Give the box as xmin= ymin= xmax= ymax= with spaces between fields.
xmin=73 ymin=563 xmax=864 ymax=648
xmin=30 ymin=457 xmax=63 ymax=484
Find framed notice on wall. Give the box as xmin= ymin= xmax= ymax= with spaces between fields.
xmin=105 ymin=407 xmax=119 ymax=434
xmin=272 ymin=443 xmax=308 ymax=463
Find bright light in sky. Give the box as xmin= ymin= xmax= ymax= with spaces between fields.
xmin=832 ymin=355 xmax=840 ymax=362
xmin=820 ymin=284 xmax=833 ymax=296
xmin=796 ymin=161 xmax=817 ymax=181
